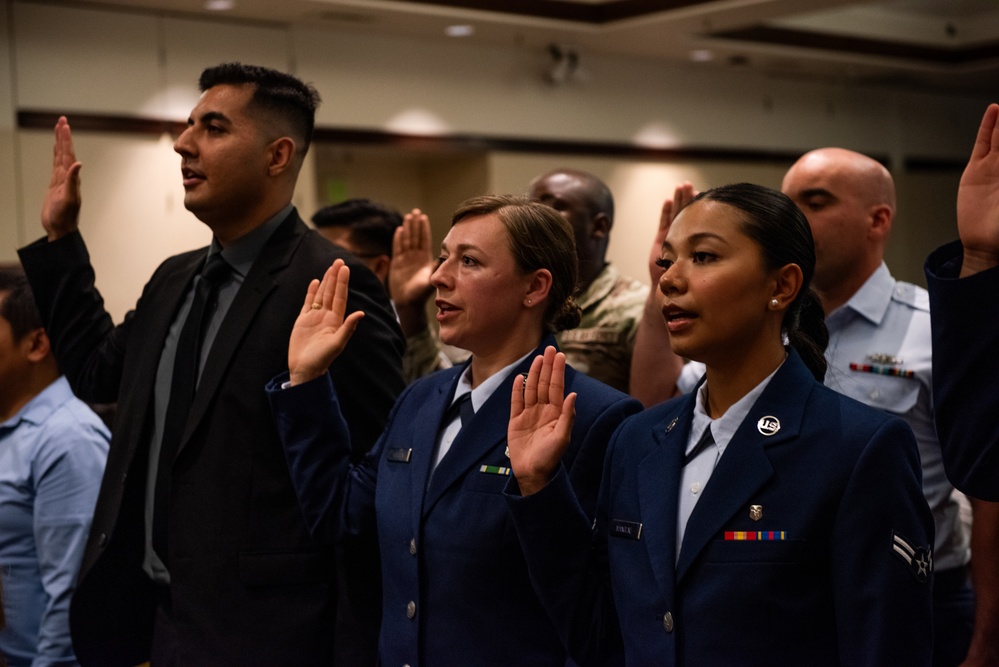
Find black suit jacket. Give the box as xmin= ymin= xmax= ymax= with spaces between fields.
xmin=19 ymin=210 xmax=405 ymax=666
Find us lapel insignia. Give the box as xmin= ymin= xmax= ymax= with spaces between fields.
xmin=757 ymin=416 xmax=780 ymax=436
xmin=665 ymin=417 xmax=678 ymax=433
xmin=504 ymin=446 xmax=510 ymax=458
xmin=749 ymin=505 xmax=763 ymax=521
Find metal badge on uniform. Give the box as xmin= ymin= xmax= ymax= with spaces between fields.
xmin=850 ymin=353 xmax=914 ymax=379
xmin=892 ymin=531 xmax=933 ymax=583
xmin=610 ymin=519 xmax=643 ymax=540
xmin=867 ymin=353 xmax=902 ymax=365
xmin=749 ymin=505 xmax=763 ymax=521
xmin=665 ymin=417 xmax=678 ymax=433
xmin=387 ymin=448 xmax=412 ymax=463
xmin=757 ymin=416 xmax=780 ymax=436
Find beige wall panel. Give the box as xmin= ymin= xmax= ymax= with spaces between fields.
xmin=17 ymin=129 xmax=211 ymax=321
xmin=1 ymin=1 xmax=18 ymax=262
xmin=160 ymin=16 xmax=290 ymax=120
xmin=420 ymin=155 xmax=489 ymax=244
xmin=890 ymin=168 xmax=963 ymax=287
xmin=13 ymin=3 xmax=161 ymax=114
xmin=292 ymin=25 xmax=989 ymax=156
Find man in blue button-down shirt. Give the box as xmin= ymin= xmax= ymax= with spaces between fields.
xmin=0 ymin=268 xmax=109 ymax=667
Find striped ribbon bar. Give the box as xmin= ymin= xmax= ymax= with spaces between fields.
xmin=849 ymin=363 xmax=914 ymax=379
xmin=723 ymin=531 xmax=787 ymax=541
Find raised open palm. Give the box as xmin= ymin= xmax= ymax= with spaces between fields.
xmin=507 ymin=346 xmax=577 ymax=496
xmin=288 ymin=259 xmax=365 ymax=386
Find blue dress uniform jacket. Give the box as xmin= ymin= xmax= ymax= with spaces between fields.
xmin=926 ymin=240 xmax=999 ymax=500
xmin=508 ymin=351 xmax=935 ymax=667
xmin=267 ymin=335 xmax=641 ymax=667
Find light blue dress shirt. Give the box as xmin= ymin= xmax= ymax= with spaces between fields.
xmin=0 ymin=376 xmax=110 ymax=667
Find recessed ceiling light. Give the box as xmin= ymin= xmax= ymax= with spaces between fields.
xmin=204 ymin=0 xmax=234 ymax=11
xmin=445 ymin=24 xmax=474 ymax=38
xmin=690 ymin=49 xmax=714 ymax=62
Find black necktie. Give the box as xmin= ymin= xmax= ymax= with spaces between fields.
xmin=682 ymin=426 xmax=715 ymax=467
xmin=442 ymin=392 xmax=475 ymax=430
xmin=153 ymin=253 xmax=231 ymax=566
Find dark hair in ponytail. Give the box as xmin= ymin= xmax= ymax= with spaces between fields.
xmin=693 ymin=183 xmax=829 ymax=381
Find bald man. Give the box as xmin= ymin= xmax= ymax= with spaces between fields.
xmin=782 ymin=149 xmax=973 ymax=667
xmin=672 ymin=149 xmax=977 ymax=665
xmin=529 ymin=168 xmax=648 ymax=395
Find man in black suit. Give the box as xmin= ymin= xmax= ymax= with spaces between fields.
xmin=18 ymin=63 xmax=405 ymax=667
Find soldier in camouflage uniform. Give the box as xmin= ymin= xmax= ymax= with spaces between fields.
xmin=529 ymin=169 xmax=648 ymax=394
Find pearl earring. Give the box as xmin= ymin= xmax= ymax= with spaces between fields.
xmin=770 ymin=298 xmax=779 ymax=308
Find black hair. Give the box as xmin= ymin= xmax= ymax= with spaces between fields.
xmin=452 ymin=195 xmax=582 ymax=333
xmin=311 ymin=199 xmax=402 ymax=258
xmin=694 ymin=183 xmax=829 ymax=381
xmin=0 ymin=268 xmax=43 ymax=341
xmin=199 ymin=62 xmax=321 ymax=155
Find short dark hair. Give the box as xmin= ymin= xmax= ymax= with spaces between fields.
xmin=0 ymin=268 xmax=43 ymax=341
xmin=199 ymin=62 xmax=321 ymax=155
xmin=452 ymin=195 xmax=582 ymax=334
xmin=694 ymin=183 xmax=829 ymax=381
xmin=312 ymin=199 xmax=402 ymax=257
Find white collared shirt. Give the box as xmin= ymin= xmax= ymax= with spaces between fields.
xmin=432 ymin=351 xmax=533 ymax=471
xmin=676 ymin=360 xmax=783 ymax=560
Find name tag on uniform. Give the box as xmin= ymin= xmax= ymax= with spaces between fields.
xmin=387 ymin=448 xmax=412 ymax=463
xmin=610 ymin=519 xmax=643 ymax=540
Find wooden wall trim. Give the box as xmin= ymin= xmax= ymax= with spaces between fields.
xmin=18 ymin=110 xmax=810 ymax=164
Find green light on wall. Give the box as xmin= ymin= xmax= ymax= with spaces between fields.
xmin=325 ymin=179 xmax=349 ymax=203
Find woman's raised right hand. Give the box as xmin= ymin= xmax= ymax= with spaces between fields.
xmin=288 ymin=259 xmax=365 ymax=386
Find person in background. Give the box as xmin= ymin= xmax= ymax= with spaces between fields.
xmin=925 ymin=102 xmax=999 ymax=667
xmin=19 ymin=63 xmax=404 ymax=666
xmin=312 ymin=198 xmax=401 ymax=287
xmin=268 ymin=195 xmax=641 ymax=666
xmin=0 ymin=268 xmax=109 ymax=667
xmin=506 ymin=183 xmax=934 ymax=666
xmin=314 ymin=199 xmax=453 ymax=382
xmin=529 ymin=169 xmax=652 ymax=398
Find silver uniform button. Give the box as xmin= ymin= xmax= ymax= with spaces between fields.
xmin=409 ymin=538 xmax=417 ymax=555
xmin=663 ymin=611 xmax=674 ymax=633
xmin=406 ymin=601 xmax=417 ymax=619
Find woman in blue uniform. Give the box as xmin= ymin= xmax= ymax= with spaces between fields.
xmin=506 ymin=183 xmax=935 ymax=666
xmin=267 ymin=194 xmax=640 ymax=667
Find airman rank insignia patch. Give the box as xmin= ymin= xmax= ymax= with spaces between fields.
xmin=892 ymin=531 xmax=932 ymax=582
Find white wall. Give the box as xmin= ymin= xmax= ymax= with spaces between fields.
xmin=2 ymin=0 xmax=988 ymax=318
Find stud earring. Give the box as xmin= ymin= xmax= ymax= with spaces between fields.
xmin=526 ymin=299 xmax=532 ymax=305
xmin=770 ymin=298 xmax=779 ymax=308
